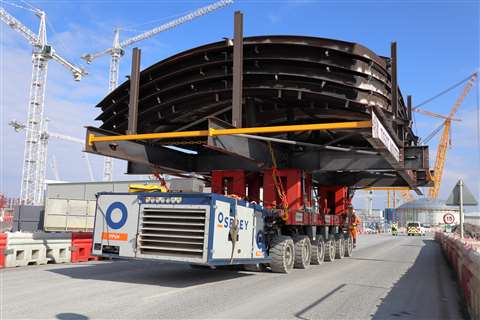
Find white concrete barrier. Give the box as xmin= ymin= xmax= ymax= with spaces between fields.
xmin=436 ymin=232 xmax=480 ymax=320
xmin=5 ymin=232 xmax=72 ymax=267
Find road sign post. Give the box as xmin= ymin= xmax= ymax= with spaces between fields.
xmin=460 ymin=180 xmax=464 ymax=238
xmin=446 ymin=179 xmax=478 ymax=239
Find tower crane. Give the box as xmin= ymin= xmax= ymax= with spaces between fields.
xmin=50 ymin=155 xmax=60 ymax=181
xmin=9 ymin=120 xmax=95 ymax=183
xmin=81 ymin=0 xmax=233 ymax=182
xmin=1 ymin=5 xmax=87 ymax=205
xmin=366 ymin=72 xmax=478 ymax=205
xmin=424 ymin=72 xmax=478 ymax=199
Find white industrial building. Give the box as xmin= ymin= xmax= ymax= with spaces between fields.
xmin=396 ymin=198 xmax=459 ymax=226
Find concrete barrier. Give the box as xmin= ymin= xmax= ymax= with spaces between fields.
xmin=0 ymin=233 xmax=6 ymax=268
xmin=4 ymin=232 xmax=72 ymax=267
xmin=436 ymin=232 xmax=480 ymax=320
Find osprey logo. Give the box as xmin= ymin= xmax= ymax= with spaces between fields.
xmin=216 ymin=211 xmax=249 ymax=230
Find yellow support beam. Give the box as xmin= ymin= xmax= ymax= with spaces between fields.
xmin=364 ymin=187 xmax=412 ymax=191
xmin=88 ymin=120 xmax=372 ymax=146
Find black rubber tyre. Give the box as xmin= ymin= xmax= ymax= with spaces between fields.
xmin=344 ymin=234 xmax=353 ymax=257
xmin=310 ymin=235 xmax=325 ymax=265
xmin=324 ymin=236 xmax=336 ymax=262
xmin=335 ymin=236 xmax=345 ymax=259
xmin=269 ymin=235 xmax=295 ymax=273
xmin=293 ymin=235 xmax=311 ymax=269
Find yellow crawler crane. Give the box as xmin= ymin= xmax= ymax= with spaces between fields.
xmin=426 ymin=72 xmax=477 ymax=199
xmin=366 ymin=72 xmax=477 ymax=204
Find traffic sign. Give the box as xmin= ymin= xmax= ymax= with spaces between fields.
xmin=446 ymin=180 xmax=478 ymax=206
xmin=446 ymin=179 xmax=477 ymax=239
xmin=443 ymin=213 xmax=455 ymax=224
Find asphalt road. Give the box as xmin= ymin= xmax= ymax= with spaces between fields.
xmin=1 ymin=234 xmax=466 ymax=319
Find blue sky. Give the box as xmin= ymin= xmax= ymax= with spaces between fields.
xmin=1 ymin=0 xmax=479 ymax=210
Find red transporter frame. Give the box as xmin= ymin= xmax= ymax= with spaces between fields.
xmin=211 ymin=170 xmax=261 ymax=203
xmin=212 ymin=169 xmax=350 ymax=227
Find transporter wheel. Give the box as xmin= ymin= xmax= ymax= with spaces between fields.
xmin=324 ymin=235 xmax=336 ymax=262
xmin=343 ymin=234 xmax=353 ymax=257
xmin=310 ymin=235 xmax=325 ymax=265
xmin=269 ymin=235 xmax=295 ymax=273
xmin=335 ymin=236 xmax=345 ymax=259
xmin=293 ymin=235 xmax=311 ymax=269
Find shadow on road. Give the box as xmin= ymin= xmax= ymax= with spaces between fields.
xmin=48 ymin=259 xmax=252 ymax=288
xmin=349 ymin=257 xmax=413 ymax=264
xmin=294 ymin=284 xmax=346 ymax=320
xmin=56 ymin=313 xmax=89 ymax=320
xmin=372 ymin=240 xmax=466 ymax=320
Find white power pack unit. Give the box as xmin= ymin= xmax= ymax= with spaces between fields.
xmin=92 ymin=192 xmax=271 ymax=266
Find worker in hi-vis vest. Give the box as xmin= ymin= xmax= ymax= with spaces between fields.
xmin=391 ymin=222 xmax=398 ymax=236
xmin=348 ymin=206 xmax=361 ymax=248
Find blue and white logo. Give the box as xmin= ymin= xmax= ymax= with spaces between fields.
xmin=105 ymin=202 xmax=128 ymax=229
xmin=217 ymin=212 xmax=249 ymax=230
xmin=256 ymin=230 xmax=265 ymax=250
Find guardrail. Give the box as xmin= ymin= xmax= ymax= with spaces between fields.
xmin=465 ymin=223 xmax=480 ymax=241
xmin=435 ymin=232 xmax=480 ymax=320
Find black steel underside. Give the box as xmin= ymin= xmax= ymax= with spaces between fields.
xmin=88 ymin=35 xmax=430 ymax=189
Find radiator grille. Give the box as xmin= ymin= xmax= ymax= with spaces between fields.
xmin=139 ymin=208 xmax=206 ymax=258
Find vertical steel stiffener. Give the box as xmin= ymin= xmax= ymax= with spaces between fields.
xmin=127 ymin=48 xmax=141 ymax=135
xmin=232 ymin=10 xmax=244 ymax=128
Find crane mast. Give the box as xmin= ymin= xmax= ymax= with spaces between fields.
xmin=1 ymin=6 xmax=86 ymax=204
xmin=102 ymin=29 xmax=123 ymax=181
xmin=81 ymin=0 xmax=233 ymax=181
xmin=428 ymin=72 xmax=477 ymax=199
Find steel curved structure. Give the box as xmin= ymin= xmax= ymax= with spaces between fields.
xmin=86 ymin=35 xmax=431 ymax=189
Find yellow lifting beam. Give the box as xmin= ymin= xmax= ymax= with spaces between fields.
xmin=88 ymin=120 xmax=372 ymax=146
xmin=364 ymin=187 xmax=412 ymax=191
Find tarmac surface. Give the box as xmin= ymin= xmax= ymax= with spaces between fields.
xmin=1 ymin=234 xmax=466 ymax=319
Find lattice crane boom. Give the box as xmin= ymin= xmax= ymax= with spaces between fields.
xmin=428 ymin=72 xmax=477 ymax=199
xmin=81 ymin=0 xmax=233 ymax=63
xmin=119 ymin=0 xmax=233 ymax=49
xmin=0 ymin=7 xmax=38 ymax=45
xmin=413 ymin=107 xmax=462 ymax=122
